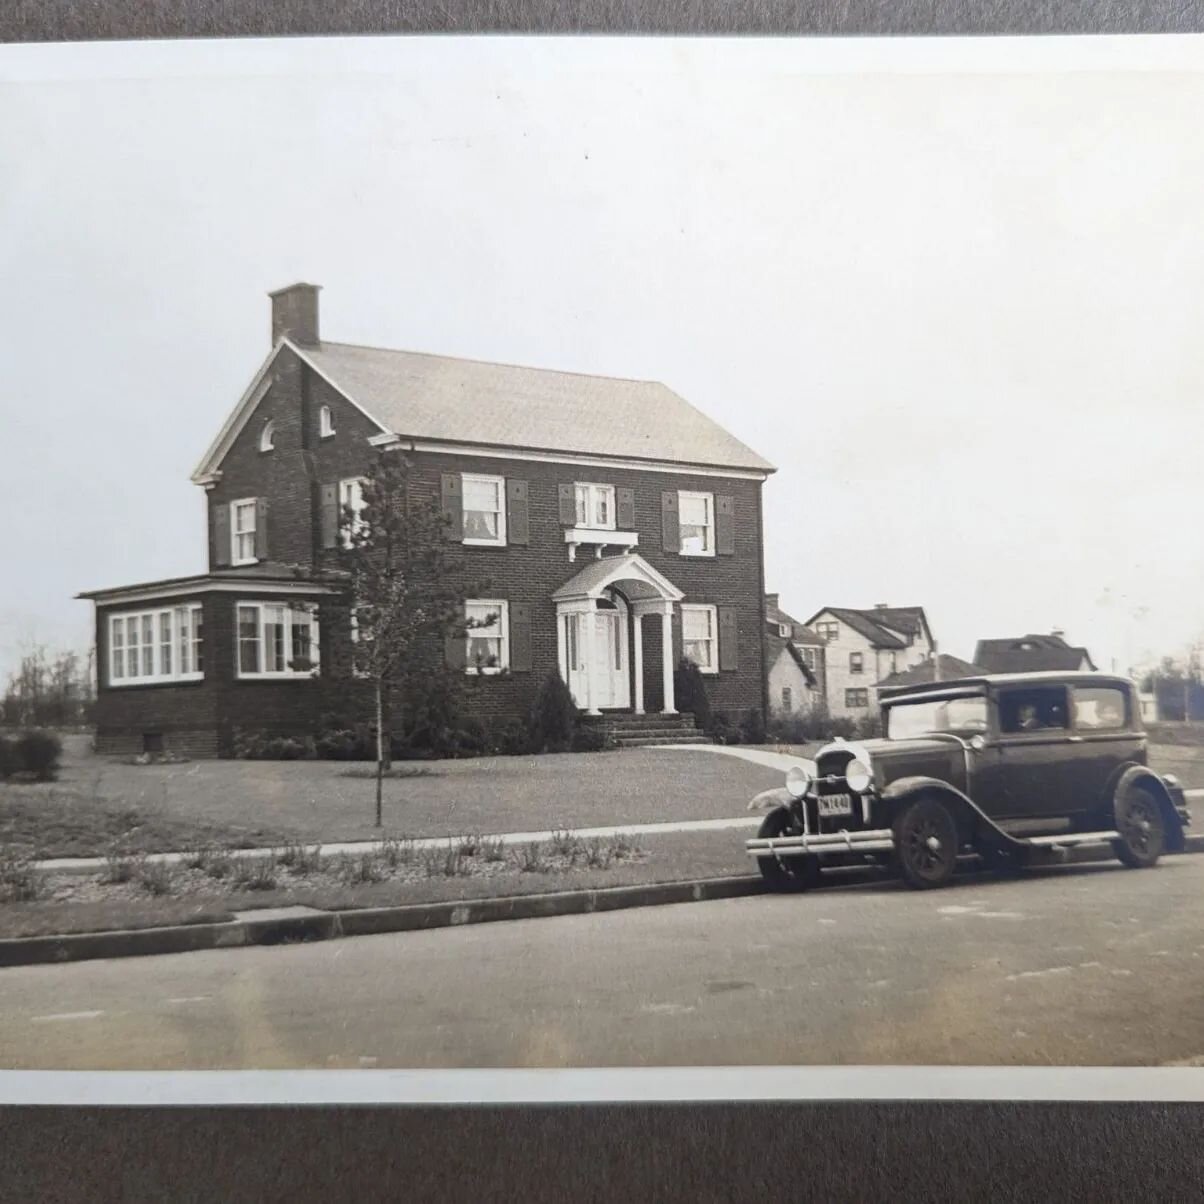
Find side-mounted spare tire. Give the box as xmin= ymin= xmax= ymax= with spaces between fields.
xmin=756 ymin=807 xmax=820 ymax=892
xmin=1112 ymin=779 xmax=1167 ymax=869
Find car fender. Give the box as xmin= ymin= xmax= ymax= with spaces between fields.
xmin=747 ymin=786 xmax=793 ymax=813
xmin=879 ymin=775 xmax=1027 ymax=851
xmin=1110 ymin=763 xmax=1186 ymax=852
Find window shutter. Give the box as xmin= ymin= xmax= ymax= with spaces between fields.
xmin=661 ymin=491 xmax=680 ymax=553
xmin=444 ymin=603 xmax=467 ymax=670
xmin=319 ymin=484 xmax=339 ymax=550
xmin=213 ymin=502 xmax=231 ymax=568
xmin=557 ymin=484 xmax=576 ymax=526
xmin=716 ymin=495 xmax=735 ymax=555
xmin=254 ymin=498 xmax=269 ymax=561
xmin=441 ymin=474 xmax=464 ymax=542
xmin=616 ymin=487 xmax=635 ymax=530
xmin=719 ymin=606 xmax=739 ymax=670
xmin=507 ymin=480 xmax=530 ymax=546
xmin=510 ymin=602 xmax=532 ymax=671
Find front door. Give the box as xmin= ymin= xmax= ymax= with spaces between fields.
xmin=564 ymin=606 xmax=630 ymax=711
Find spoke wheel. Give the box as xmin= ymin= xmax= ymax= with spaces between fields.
xmin=894 ymin=797 xmax=959 ymax=890
xmin=756 ymin=808 xmax=820 ymax=892
xmin=1113 ymin=784 xmax=1166 ymax=869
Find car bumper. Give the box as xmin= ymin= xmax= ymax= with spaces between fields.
xmin=745 ymin=829 xmax=896 ymax=859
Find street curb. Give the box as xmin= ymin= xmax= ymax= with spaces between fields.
xmin=0 ymin=875 xmax=766 ymax=969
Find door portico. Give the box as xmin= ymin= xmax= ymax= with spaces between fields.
xmin=552 ymin=552 xmax=684 ymax=716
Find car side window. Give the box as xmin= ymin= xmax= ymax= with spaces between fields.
xmin=1074 ymin=687 xmax=1128 ymax=731
xmin=998 ymin=687 xmax=1070 ymax=735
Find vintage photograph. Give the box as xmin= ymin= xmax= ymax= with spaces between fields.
xmin=2 ymin=32 xmax=1204 ymax=1072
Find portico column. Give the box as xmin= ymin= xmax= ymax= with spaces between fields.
xmin=660 ymin=603 xmax=676 ymax=715
xmin=584 ymin=606 xmax=601 ymax=716
xmin=632 ymin=613 xmax=645 ymax=715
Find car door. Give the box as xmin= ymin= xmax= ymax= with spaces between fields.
xmin=990 ymin=684 xmax=1076 ymax=818
xmin=1069 ymin=683 xmax=1143 ymax=816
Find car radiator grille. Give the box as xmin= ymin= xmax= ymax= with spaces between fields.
xmin=812 ymin=750 xmax=868 ymax=834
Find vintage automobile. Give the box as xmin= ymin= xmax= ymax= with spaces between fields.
xmin=746 ymin=671 xmax=1190 ymax=890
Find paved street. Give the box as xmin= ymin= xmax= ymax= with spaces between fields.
xmin=4 ymin=853 xmax=1204 ymax=1070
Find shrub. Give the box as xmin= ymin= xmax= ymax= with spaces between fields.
xmin=136 ymin=858 xmax=176 ymax=897
xmin=0 ymin=847 xmax=45 ymax=902
xmin=485 ymin=717 xmax=538 ymax=757
xmin=514 ymin=841 xmax=549 ymax=873
xmin=570 ymin=724 xmax=612 ymax=753
xmin=100 ymin=847 xmax=139 ymax=885
xmin=584 ymin=837 xmax=613 ymax=869
xmin=854 ymin=713 xmax=884 ymax=740
xmin=480 ymin=836 xmax=507 ymax=862
xmin=673 ymin=658 xmax=712 ymax=733
xmin=610 ymin=831 xmax=643 ymax=860
xmin=203 ymin=851 xmax=237 ymax=880
xmin=314 ymin=728 xmax=373 ymax=761
xmin=16 ymin=730 xmax=61 ymax=781
xmin=234 ymin=732 xmax=308 ymax=761
xmin=549 ymin=828 xmax=578 ymax=857
xmin=529 ymin=669 xmax=578 ymax=752
xmin=0 ymin=736 xmax=22 ymax=780
xmin=740 ymin=707 xmax=766 ymax=746
xmin=338 ymin=852 xmax=388 ymax=885
xmin=708 ymin=710 xmax=740 ymax=745
xmin=380 ymin=836 xmax=416 ymax=868
xmin=232 ymin=853 xmax=278 ymax=891
xmin=278 ymin=842 xmax=324 ymax=874
xmin=827 ymin=717 xmax=857 ymax=740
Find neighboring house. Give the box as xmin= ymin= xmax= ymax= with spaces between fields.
xmin=79 ymin=283 xmax=775 ymax=757
xmin=973 ymin=631 xmax=1097 ymax=674
xmin=875 ymin=652 xmax=984 ymax=691
xmin=803 ymin=604 xmax=936 ymax=718
xmin=764 ymin=593 xmax=825 ymax=715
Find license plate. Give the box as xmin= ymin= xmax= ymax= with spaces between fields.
xmin=818 ymin=793 xmax=853 ymax=817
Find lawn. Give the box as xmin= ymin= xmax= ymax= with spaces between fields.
xmin=0 ymin=735 xmax=779 ymax=857
xmin=0 ymin=827 xmax=758 ymax=939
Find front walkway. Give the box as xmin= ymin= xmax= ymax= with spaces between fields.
xmin=654 ymin=743 xmax=816 ymax=774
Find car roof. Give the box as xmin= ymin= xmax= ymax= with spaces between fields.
xmin=878 ymin=670 xmax=1133 ymax=702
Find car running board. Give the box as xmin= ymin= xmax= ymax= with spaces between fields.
xmin=1021 ymin=830 xmax=1119 ymax=848
xmin=745 ymin=828 xmax=1122 ymax=861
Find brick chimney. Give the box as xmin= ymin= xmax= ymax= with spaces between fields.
xmin=874 ymin=602 xmax=889 ymax=610
xmin=269 ymin=282 xmax=321 ymax=347
xmin=765 ymin=592 xmax=779 ymax=613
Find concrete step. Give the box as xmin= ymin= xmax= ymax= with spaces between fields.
xmin=583 ymin=715 xmax=698 ymax=731
xmin=617 ymin=734 xmax=713 ymax=747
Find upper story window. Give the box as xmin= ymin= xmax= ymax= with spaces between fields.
xmin=258 ymin=420 xmax=276 ymax=452
xmin=574 ymin=483 xmax=615 ymax=531
xmin=803 ymin=647 xmax=818 ymax=670
xmin=237 ymin=602 xmax=319 ymax=678
xmin=108 ymin=604 xmax=203 ymax=687
xmin=678 ymin=491 xmax=714 ymax=557
xmin=814 ymin=621 xmax=839 ymax=642
xmin=339 ymin=477 xmax=367 ymax=548
xmin=682 ymin=603 xmax=718 ymax=674
xmin=462 ymin=474 xmax=506 ymax=546
xmin=319 ymin=405 xmax=336 ymax=438
xmin=778 ymin=623 xmax=791 ymax=638
xmin=231 ymin=498 xmax=258 ymax=566
xmin=465 ymin=599 xmax=508 ymax=674
xmin=850 ymin=652 xmax=864 ymax=674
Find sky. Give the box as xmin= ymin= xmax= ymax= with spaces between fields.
xmin=2 ymin=34 xmax=1204 ymax=682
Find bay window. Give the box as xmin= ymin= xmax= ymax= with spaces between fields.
xmin=108 ymin=604 xmax=204 ymax=687
xmin=237 ymin=602 xmax=320 ymax=678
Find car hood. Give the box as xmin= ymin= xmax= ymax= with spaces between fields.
xmin=816 ymin=735 xmax=967 ymax=792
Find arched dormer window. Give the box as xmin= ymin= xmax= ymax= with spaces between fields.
xmin=319 ymin=405 xmax=336 ymax=438
xmin=259 ymin=420 xmax=276 ymax=452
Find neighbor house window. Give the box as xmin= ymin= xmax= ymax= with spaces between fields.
xmin=339 ymin=477 xmax=367 ymax=547
xmin=465 ymin=600 xmax=508 ymax=673
xmin=803 ymin=648 xmax=818 ymax=670
xmin=781 ymin=686 xmax=793 ymax=712
xmin=237 ymin=602 xmax=319 ymax=678
xmin=574 ymin=483 xmax=616 ymax=530
xmin=815 ymin=621 xmax=838 ymax=642
xmin=258 ymin=420 xmax=276 ymax=452
xmin=850 ymin=652 xmax=864 ymax=674
xmin=678 ymin=491 xmax=714 ymax=556
xmin=845 ymin=688 xmax=869 ymax=708
xmin=108 ymin=604 xmax=204 ymax=687
xmin=778 ymin=623 xmax=791 ymax=638
xmin=462 ymin=474 xmax=506 ymax=546
xmin=682 ymin=604 xmax=718 ymax=674
xmin=231 ymin=498 xmax=258 ymax=565
xmin=319 ymin=405 xmax=335 ymax=438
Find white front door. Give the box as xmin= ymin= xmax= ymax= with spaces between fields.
xmin=564 ymin=607 xmax=630 ymax=711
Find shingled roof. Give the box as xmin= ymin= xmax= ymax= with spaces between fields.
xmin=764 ymin=595 xmax=825 ymax=646
xmin=876 ymin=653 xmax=985 ymax=689
xmin=806 ymin=606 xmax=931 ymax=650
xmin=766 ymin=633 xmax=818 ymax=687
xmin=973 ymin=635 xmax=1097 ymax=674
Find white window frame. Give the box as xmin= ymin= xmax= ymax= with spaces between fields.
xmin=850 ymin=651 xmax=864 ymax=675
xmin=681 ymin=603 xmax=718 ymax=675
xmin=465 ymin=599 xmax=509 ymax=675
xmin=319 ymin=404 xmax=336 ymax=438
xmin=815 ymin=621 xmax=838 ymax=642
xmin=108 ymin=604 xmax=204 ymax=687
xmin=574 ymin=482 xmax=616 ymax=531
xmin=231 ymin=497 xmax=258 ymax=566
xmin=678 ymin=490 xmax=715 ymax=557
xmin=778 ymin=623 xmax=791 ymax=638
xmin=338 ymin=477 xmax=368 ymax=548
xmin=236 ymin=601 xmax=321 ymax=680
xmin=258 ymin=420 xmax=276 ymax=452
xmin=461 ymin=473 xmax=507 ymax=547
xmin=845 ymin=688 xmax=869 ymax=709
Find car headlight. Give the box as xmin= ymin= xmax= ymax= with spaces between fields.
xmin=785 ymin=764 xmax=813 ymax=799
xmin=845 ymin=757 xmax=872 ymax=793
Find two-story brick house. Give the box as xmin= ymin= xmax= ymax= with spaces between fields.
xmin=79 ymin=284 xmax=775 ymax=757
xmin=802 ymin=604 xmax=935 ymax=718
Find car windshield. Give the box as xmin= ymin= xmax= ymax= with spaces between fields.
xmin=885 ymin=694 xmax=989 ymax=739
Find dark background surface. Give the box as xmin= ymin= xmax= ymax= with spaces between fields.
xmin=4 ymin=1 xmax=1204 ymax=1199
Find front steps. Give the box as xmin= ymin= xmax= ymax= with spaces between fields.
xmin=579 ymin=712 xmax=712 ymax=749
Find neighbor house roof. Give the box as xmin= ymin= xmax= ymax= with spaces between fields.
xmin=804 ymin=606 xmax=924 ymax=650
xmin=875 ymin=653 xmax=985 ymax=690
xmin=764 ymin=595 xmax=824 ymax=646
xmin=973 ymin=634 xmax=1097 ymax=674
xmin=194 ymin=338 xmax=775 ymax=482
xmin=766 ymin=633 xmax=818 ymax=688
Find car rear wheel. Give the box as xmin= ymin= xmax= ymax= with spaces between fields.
xmin=756 ymin=808 xmax=820 ymax=892
xmin=894 ymin=796 xmax=959 ymax=890
xmin=1112 ymin=783 xmax=1166 ymax=869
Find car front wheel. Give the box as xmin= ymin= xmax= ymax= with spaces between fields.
xmin=1113 ymin=783 xmax=1166 ymax=869
xmin=894 ymin=796 xmax=960 ymax=890
xmin=756 ymin=808 xmax=820 ymax=892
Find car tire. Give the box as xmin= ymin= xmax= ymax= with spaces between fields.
xmin=894 ymin=796 xmax=960 ymax=890
xmin=1112 ymin=782 xmax=1166 ymax=869
xmin=756 ymin=808 xmax=820 ymax=892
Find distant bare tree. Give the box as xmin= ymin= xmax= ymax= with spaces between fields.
xmin=2 ymin=644 xmax=96 ymax=728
